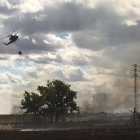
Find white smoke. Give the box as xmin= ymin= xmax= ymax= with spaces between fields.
xmin=0 ymin=87 xmax=12 ymax=114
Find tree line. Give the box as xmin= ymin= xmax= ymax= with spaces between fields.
xmin=20 ymin=79 xmax=79 ymax=122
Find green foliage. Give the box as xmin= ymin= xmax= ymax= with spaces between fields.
xmin=20 ymin=79 xmax=79 ymax=122
xmin=20 ymin=91 xmax=41 ymax=115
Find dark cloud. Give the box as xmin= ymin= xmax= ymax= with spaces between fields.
xmin=18 ymin=53 xmax=63 ymax=65
xmin=63 ymin=67 xmax=90 ymax=82
xmin=72 ymin=56 xmax=88 ymax=66
xmin=0 ymin=33 xmax=64 ymax=55
xmin=0 ymin=0 xmax=19 ymax=16
xmin=1 ymin=1 xmax=139 ymax=61
xmin=0 ymin=6 xmax=18 ymax=15
xmin=17 ymin=38 xmax=60 ymax=53
xmin=3 ymin=2 xmax=82 ymax=35
xmin=72 ymin=18 xmax=140 ymax=52
xmin=3 ymin=2 xmax=119 ymax=35
xmin=0 ymin=44 xmax=18 ymax=55
xmin=26 ymin=71 xmax=38 ymax=78
xmin=1 ymin=1 xmax=140 ymax=54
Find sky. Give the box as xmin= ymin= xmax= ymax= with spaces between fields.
xmin=0 ymin=0 xmax=140 ymax=114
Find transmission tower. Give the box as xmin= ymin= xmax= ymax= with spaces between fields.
xmin=131 ymin=64 xmax=140 ymax=124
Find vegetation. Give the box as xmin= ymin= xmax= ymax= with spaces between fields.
xmin=20 ymin=79 xmax=79 ymax=122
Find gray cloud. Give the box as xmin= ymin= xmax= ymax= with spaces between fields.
xmin=3 ymin=2 xmax=81 ymax=35
xmin=26 ymin=71 xmax=38 ymax=78
xmin=3 ymin=2 xmax=119 ymax=35
xmin=0 ymin=0 xmax=19 ymax=16
xmin=63 ymin=67 xmax=91 ymax=82
xmin=19 ymin=53 xmax=63 ymax=65
xmin=0 ymin=71 xmax=22 ymax=84
xmin=1 ymin=1 xmax=140 ymax=53
xmin=64 ymin=71 xmax=88 ymax=81
xmin=72 ymin=56 xmax=88 ymax=66
xmin=1 ymin=1 xmax=139 ymax=61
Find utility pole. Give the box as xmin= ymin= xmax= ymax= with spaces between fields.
xmin=131 ymin=64 xmax=140 ymax=126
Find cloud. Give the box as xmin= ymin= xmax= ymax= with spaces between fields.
xmin=3 ymin=1 xmax=140 ymax=54
xmin=19 ymin=64 xmax=92 ymax=82
xmin=62 ymin=65 xmax=92 ymax=81
xmin=0 ymin=71 xmax=22 ymax=84
xmin=3 ymin=2 xmax=85 ymax=35
xmin=0 ymin=0 xmax=140 ymax=113
xmin=19 ymin=0 xmax=44 ymax=13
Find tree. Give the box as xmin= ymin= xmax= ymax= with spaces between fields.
xmin=20 ymin=91 xmax=41 ymax=122
xmin=20 ymin=79 xmax=79 ymax=122
xmin=37 ymin=79 xmax=79 ymax=122
xmin=37 ymin=82 xmax=56 ymax=122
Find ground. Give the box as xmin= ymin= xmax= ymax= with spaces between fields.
xmin=0 ymin=128 xmax=140 ymax=140
xmin=0 ymin=113 xmax=138 ymax=140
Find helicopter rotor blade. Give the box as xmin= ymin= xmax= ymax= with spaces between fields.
xmin=0 ymin=28 xmax=24 ymax=40
xmin=11 ymin=30 xmax=15 ymax=34
xmin=13 ymin=28 xmax=24 ymax=34
xmin=0 ymin=35 xmax=9 ymax=40
xmin=0 ymin=31 xmax=14 ymax=40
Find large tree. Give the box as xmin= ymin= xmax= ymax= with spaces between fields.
xmin=37 ymin=79 xmax=79 ymax=122
xmin=20 ymin=79 xmax=79 ymax=122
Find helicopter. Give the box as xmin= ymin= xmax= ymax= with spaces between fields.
xmin=0 ymin=28 xmax=24 ymax=45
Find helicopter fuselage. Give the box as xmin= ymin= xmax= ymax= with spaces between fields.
xmin=9 ymin=35 xmax=18 ymax=42
xmin=3 ymin=35 xmax=19 ymax=45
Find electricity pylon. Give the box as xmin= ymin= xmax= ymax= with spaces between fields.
xmin=131 ymin=64 xmax=140 ymax=125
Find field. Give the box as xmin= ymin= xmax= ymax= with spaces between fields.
xmin=0 ymin=113 xmax=139 ymax=140
xmin=1 ymin=128 xmax=140 ymax=140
